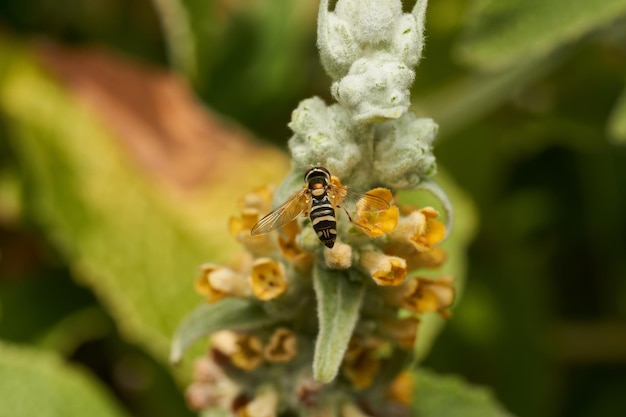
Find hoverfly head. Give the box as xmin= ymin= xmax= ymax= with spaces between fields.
xmin=304 ymin=166 xmax=331 ymax=186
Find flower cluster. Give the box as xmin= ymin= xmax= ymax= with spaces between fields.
xmin=173 ymin=1 xmax=457 ymax=416
xmin=183 ymin=181 xmax=454 ymax=415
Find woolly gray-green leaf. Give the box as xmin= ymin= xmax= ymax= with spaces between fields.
xmin=457 ymin=0 xmax=626 ymax=71
xmin=312 ymin=266 xmax=365 ymax=383
xmin=412 ymin=369 xmax=514 ymax=417
xmin=170 ymin=298 xmax=276 ymax=364
xmin=0 ymin=341 xmax=130 ymax=417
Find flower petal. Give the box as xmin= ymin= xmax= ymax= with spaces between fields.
xmin=249 ymin=258 xmax=287 ymax=301
xmin=264 ymin=327 xmax=298 ymax=363
xmin=360 ymin=250 xmax=407 ymax=286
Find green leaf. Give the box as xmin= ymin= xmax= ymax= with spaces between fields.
xmin=456 ymin=0 xmax=626 ymax=71
xmin=608 ymin=84 xmax=626 ymax=144
xmin=416 ymin=55 xmax=561 ymax=138
xmin=0 ymin=340 xmax=130 ymax=417
xmin=0 ymin=38 xmax=289 ymax=367
xmin=412 ymin=369 xmax=514 ymax=417
xmin=170 ymin=298 xmax=276 ymax=364
xmin=312 ymin=266 xmax=365 ymax=383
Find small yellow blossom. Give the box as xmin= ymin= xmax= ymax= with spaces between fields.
xmin=229 ymin=209 xmax=275 ymax=256
xmin=232 ymin=334 xmax=265 ymax=370
xmin=195 ymin=264 xmax=249 ymax=303
xmin=239 ymin=184 xmax=275 ymax=213
xmin=408 ymin=246 xmax=447 ymax=269
xmin=387 ymin=371 xmax=414 ymax=406
xmin=342 ymin=341 xmax=381 ymax=390
xmin=324 ymin=241 xmax=353 ymax=269
xmin=385 ymin=244 xmax=447 ymax=271
xmin=238 ymin=385 xmax=279 ymax=417
xmin=354 ymin=188 xmax=399 ymax=237
xmin=278 ymin=219 xmax=313 ymax=270
xmin=229 ymin=185 xmax=277 ymax=256
xmin=380 ymin=317 xmax=420 ymax=350
xmin=212 ymin=331 xmax=264 ymax=371
xmin=264 ymin=327 xmax=297 ymax=363
xmin=249 ymin=258 xmax=287 ymax=301
xmin=400 ymin=275 xmax=455 ymax=318
xmin=186 ymin=355 xmax=241 ymax=411
xmin=192 ymin=356 xmax=222 ymax=383
xmin=360 ymin=250 xmax=407 ymax=286
xmin=340 ymin=402 xmax=371 ymax=417
xmin=390 ymin=207 xmax=445 ymax=253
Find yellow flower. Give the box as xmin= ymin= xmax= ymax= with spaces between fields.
xmin=238 ymin=385 xmax=279 ymax=417
xmin=212 ymin=331 xmax=264 ymax=371
xmin=379 ymin=317 xmax=420 ymax=350
xmin=390 ymin=207 xmax=445 ymax=253
xmin=354 ymin=188 xmax=399 ymax=237
xmin=264 ymin=327 xmax=297 ymax=363
xmin=342 ymin=338 xmax=381 ymax=390
xmin=340 ymin=402 xmax=371 ymax=417
xmin=239 ymin=184 xmax=275 ymax=213
xmin=195 ymin=263 xmax=249 ymax=303
xmin=386 ymin=371 xmax=414 ymax=406
xmin=385 ymin=244 xmax=447 ymax=271
xmin=360 ymin=250 xmax=407 ymax=286
xmin=400 ymin=275 xmax=455 ymax=318
xmin=229 ymin=185 xmax=277 ymax=256
xmin=249 ymin=258 xmax=287 ymax=301
xmin=186 ymin=355 xmax=242 ymax=411
xmin=277 ymin=218 xmax=313 ymax=270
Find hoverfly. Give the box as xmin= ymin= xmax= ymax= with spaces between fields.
xmin=250 ymin=166 xmax=390 ymax=248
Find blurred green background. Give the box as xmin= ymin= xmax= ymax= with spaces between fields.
xmin=1 ymin=0 xmax=626 ymax=416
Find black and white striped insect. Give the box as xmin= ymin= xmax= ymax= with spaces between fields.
xmin=251 ymin=166 xmax=389 ymax=248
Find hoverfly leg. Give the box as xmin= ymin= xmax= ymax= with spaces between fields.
xmin=337 ymin=205 xmax=375 ymax=233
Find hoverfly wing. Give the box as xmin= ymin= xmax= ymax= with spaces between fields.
xmin=356 ymin=192 xmax=391 ymax=212
xmin=341 ymin=188 xmax=391 ymax=213
xmin=250 ymin=189 xmax=308 ymax=235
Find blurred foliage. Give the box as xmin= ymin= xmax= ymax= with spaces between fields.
xmin=0 ymin=340 xmax=131 ymax=417
xmin=411 ymin=369 xmax=513 ymax=417
xmin=1 ymin=0 xmax=626 ymax=416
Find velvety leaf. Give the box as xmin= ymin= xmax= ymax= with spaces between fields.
xmin=608 ymin=85 xmax=626 ymax=144
xmin=412 ymin=369 xmax=514 ymax=417
xmin=416 ymin=55 xmax=561 ymax=138
xmin=456 ymin=0 xmax=626 ymax=71
xmin=312 ymin=266 xmax=365 ymax=383
xmin=0 ymin=38 xmax=289 ymax=365
xmin=170 ymin=298 xmax=276 ymax=364
xmin=0 ymin=340 xmax=130 ymax=417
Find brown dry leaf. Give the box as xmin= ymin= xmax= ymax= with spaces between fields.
xmin=35 ymin=42 xmax=282 ymax=192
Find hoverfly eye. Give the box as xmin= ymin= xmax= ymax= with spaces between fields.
xmin=305 ymin=166 xmax=331 ymax=183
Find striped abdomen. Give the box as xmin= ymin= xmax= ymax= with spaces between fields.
xmin=310 ymin=197 xmax=337 ymax=248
